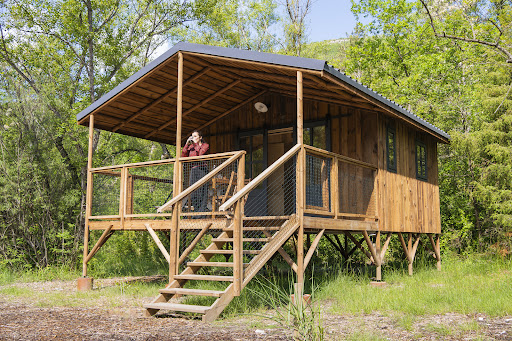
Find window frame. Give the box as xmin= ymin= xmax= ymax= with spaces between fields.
xmin=386 ymin=124 xmax=397 ymax=173
xmin=303 ymin=118 xmax=331 ymax=151
xmin=415 ymin=140 xmax=428 ymax=181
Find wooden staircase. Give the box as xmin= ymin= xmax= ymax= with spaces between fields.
xmin=144 ymin=214 xmax=299 ymax=322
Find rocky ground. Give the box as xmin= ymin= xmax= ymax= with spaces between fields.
xmin=0 ymin=277 xmax=510 ymax=340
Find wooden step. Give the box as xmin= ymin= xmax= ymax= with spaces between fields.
xmin=173 ymin=274 xmax=234 ymax=282
xmin=187 ymin=261 xmax=250 ymax=267
xmin=200 ymin=249 xmax=261 ymax=255
xmin=158 ymin=288 xmax=224 ymax=297
xmin=213 ymin=238 xmax=271 ymax=243
xmin=144 ymin=302 xmax=210 ymax=314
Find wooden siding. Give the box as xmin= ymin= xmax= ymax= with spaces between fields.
xmin=377 ymin=117 xmax=441 ymax=234
xmin=203 ymin=91 xmax=441 ymax=234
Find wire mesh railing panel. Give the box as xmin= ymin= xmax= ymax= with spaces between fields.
xmin=305 ymin=153 xmax=331 ymax=212
xmin=338 ymin=161 xmax=377 ymax=216
xmin=180 ymin=157 xmax=239 ymax=216
xmin=128 ymin=164 xmax=174 ymax=215
xmin=91 ymin=171 xmax=121 ymax=216
xmin=242 ymin=156 xmax=297 ymax=262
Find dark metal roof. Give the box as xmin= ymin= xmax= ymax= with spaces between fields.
xmin=76 ymin=41 xmax=450 ymax=141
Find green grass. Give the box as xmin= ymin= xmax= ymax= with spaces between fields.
xmin=319 ymin=254 xmax=512 ymax=316
xmin=0 ymin=254 xmax=510 ymax=322
xmin=0 ymin=273 xmax=167 ymax=309
xmin=0 ymin=265 xmax=81 ymax=285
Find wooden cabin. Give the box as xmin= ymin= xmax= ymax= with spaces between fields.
xmin=76 ymin=42 xmax=449 ymax=321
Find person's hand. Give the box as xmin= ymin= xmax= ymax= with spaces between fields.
xmin=186 ymin=136 xmax=194 ymax=145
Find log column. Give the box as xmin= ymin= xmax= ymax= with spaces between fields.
xmin=296 ymin=70 xmax=305 ymax=295
xmin=169 ymin=52 xmax=184 ymax=282
xmin=82 ymin=114 xmax=94 ymax=277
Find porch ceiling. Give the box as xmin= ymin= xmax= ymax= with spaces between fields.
xmin=77 ymin=42 xmax=450 ymax=144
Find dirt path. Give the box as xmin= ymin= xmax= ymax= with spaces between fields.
xmin=0 ymin=277 xmax=510 ymax=340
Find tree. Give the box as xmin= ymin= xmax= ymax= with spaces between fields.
xmin=344 ymin=0 xmax=512 ymax=252
xmin=283 ymin=0 xmax=312 ymax=56
xmin=0 ymin=0 xmax=215 ymax=267
xmin=180 ymin=0 xmax=280 ymax=52
xmin=419 ymin=0 xmax=512 ymax=64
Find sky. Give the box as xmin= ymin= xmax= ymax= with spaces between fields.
xmin=300 ymin=0 xmax=358 ymax=42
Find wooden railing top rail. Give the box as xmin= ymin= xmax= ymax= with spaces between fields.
xmin=304 ymin=145 xmax=378 ymax=170
xmin=91 ymin=158 xmax=176 ymax=172
xmin=157 ymin=151 xmax=245 ymax=213
xmin=220 ymin=143 xmax=302 ymax=212
xmin=90 ymin=151 xmax=242 ymax=172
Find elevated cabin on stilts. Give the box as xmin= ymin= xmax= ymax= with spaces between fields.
xmin=76 ymin=42 xmax=450 ymax=321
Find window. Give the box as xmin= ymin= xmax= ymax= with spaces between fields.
xmin=415 ymin=141 xmax=427 ymax=181
xmin=304 ymin=120 xmax=330 ymax=208
xmin=386 ymin=125 xmax=397 ymax=172
xmin=303 ymin=119 xmax=329 ymax=150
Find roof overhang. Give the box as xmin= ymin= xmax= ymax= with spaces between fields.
xmin=77 ymin=42 xmax=450 ymax=144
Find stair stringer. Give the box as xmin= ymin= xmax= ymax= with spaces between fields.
xmin=242 ymin=215 xmax=299 ymax=287
xmin=202 ymin=215 xmax=300 ymax=322
xmin=145 ymin=224 xmax=233 ymax=317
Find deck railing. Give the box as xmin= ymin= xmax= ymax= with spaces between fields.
xmin=89 ymin=151 xmax=246 ymax=223
xmin=90 ymin=158 xmax=176 ymax=221
xmin=304 ymin=145 xmax=378 ymax=220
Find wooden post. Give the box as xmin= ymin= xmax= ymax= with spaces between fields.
xmin=169 ymin=51 xmax=184 ymax=282
xmin=83 ymin=114 xmax=94 ymax=277
xmin=296 ymin=70 xmax=305 ymax=296
xmin=233 ymin=153 xmax=245 ymax=295
xmin=119 ymin=167 xmax=127 ymax=229
xmin=375 ymin=231 xmax=381 ymax=281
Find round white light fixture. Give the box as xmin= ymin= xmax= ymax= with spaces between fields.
xmin=254 ymin=102 xmax=268 ymax=113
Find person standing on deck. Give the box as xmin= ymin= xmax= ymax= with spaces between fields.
xmin=181 ymin=130 xmax=209 ymax=214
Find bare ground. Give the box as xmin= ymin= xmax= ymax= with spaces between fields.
xmin=0 ymin=277 xmax=510 ymax=340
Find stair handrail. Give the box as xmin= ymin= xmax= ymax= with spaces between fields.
xmin=158 ymin=151 xmax=245 ymax=212
xmin=219 ymin=143 xmax=301 ymax=212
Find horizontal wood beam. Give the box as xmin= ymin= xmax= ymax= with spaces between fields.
xmin=304 ymin=216 xmax=377 ymax=231
xmin=268 ymin=88 xmax=382 ymax=113
xmin=145 ymin=79 xmax=241 ymax=138
xmin=185 ymin=51 xmax=324 ymax=75
xmin=112 ymin=67 xmax=211 ymax=132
